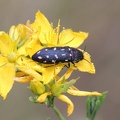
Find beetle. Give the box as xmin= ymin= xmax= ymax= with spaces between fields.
xmin=32 ymin=46 xmax=84 ymax=66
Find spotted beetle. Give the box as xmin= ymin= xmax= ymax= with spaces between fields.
xmin=32 ymin=46 xmax=84 ymax=66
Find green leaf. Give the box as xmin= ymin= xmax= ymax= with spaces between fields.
xmin=86 ymin=92 xmax=107 ymax=120
xmin=52 ymin=79 xmax=76 ymax=96
xmin=60 ymin=76 xmax=66 ymax=84
xmin=62 ymin=79 xmax=76 ymax=92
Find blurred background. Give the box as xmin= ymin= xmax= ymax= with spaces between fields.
xmin=0 ymin=0 xmax=120 ymax=120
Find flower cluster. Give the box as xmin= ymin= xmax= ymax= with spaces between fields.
xmin=0 ymin=11 xmax=101 ymax=115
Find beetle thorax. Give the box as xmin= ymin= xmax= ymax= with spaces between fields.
xmin=72 ymin=49 xmax=84 ymax=63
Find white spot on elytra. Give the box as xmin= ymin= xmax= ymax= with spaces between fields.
xmin=38 ymin=56 xmax=42 ymax=59
xmin=43 ymin=61 xmax=47 ymax=63
xmin=68 ymin=48 xmax=71 ymax=51
xmin=55 ymin=54 xmax=58 ymax=59
xmin=65 ymin=59 xmax=68 ymax=61
xmin=52 ymin=60 xmax=55 ymax=63
xmin=54 ymin=47 xmax=56 ymax=51
xmin=45 ymin=49 xmax=48 ymax=51
xmin=37 ymin=51 xmax=41 ymax=54
xmin=61 ymin=54 xmax=66 ymax=56
xmin=69 ymin=54 xmax=72 ymax=56
xmin=61 ymin=49 xmax=65 ymax=51
xmin=46 ymin=55 xmax=49 ymax=58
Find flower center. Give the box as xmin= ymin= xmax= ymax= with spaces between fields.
xmin=7 ymin=52 xmax=17 ymax=63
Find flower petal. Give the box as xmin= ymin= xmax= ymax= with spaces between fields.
xmin=57 ymin=94 xmax=74 ymax=116
xmin=0 ymin=54 xmax=8 ymax=66
xmin=57 ymin=68 xmax=73 ymax=83
xmin=75 ymin=51 xmax=95 ymax=73
xmin=24 ymin=29 xmax=43 ymax=57
xmin=31 ymin=11 xmax=51 ymax=32
xmin=0 ymin=63 xmax=15 ymax=99
xmin=0 ymin=32 xmax=14 ymax=56
xmin=36 ymin=92 xmax=51 ymax=103
xmin=9 ymin=24 xmax=32 ymax=45
xmin=43 ymin=65 xmax=63 ymax=84
xmin=14 ymin=76 xmax=33 ymax=83
xmin=17 ymin=65 xmax=42 ymax=81
xmin=31 ymin=11 xmax=53 ymax=44
xmin=67 ymin=89 xmax=102 ymax=96
xmin=17 ymin=56 xmax=45 ymax=73
xmin=59 ymin=29 xmax=88 ymax=47
xmin=31 ymin=11 xmax=56 ymax=46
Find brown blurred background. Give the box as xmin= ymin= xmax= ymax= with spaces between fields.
xmin=0 ymin=0 xmax=120 ymax=120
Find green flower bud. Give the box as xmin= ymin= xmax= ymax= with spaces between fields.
xmin=30 ymin=79 xmax=45 ymax=95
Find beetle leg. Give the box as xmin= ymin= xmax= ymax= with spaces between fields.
xmin=43 ymin=62 xmax=58 ymax=68
xmin=71 ymin=62 xmax=77 ymax=67
xmin=64 ymin=63 xmax=70 ymax=68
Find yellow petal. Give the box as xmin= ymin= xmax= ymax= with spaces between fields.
xmin=59 ymin=29 xmax=88 ymax=47
xmin=31 ymin=11 xmax=57 ymax=46
xmin=76 ymin=51 xmax=95 ymax=73
xmin=24 ymin=29 xmax=43 ymax=57
xmin=17 ymin=65 xmax=42 ymax=81
xmin=31 ymin=10 xmax=51 ymax=32
xmin=14 ymin=76 xmax=33 ymax=83
xmin=57 ymin=68 xmax=73 ymax=83
xmin=43 ymin=65 xmax=63 ymax=84
xmin=36 ymin=92 xmax=51 ymax=103
xmin=0 ymin=63 xmax=15 ymax=99
xmin=15 ymin=71 xmax=33 ymax=83
xmin=9 ymin=24 xmax=32 ymax=43
xmin=16 ymin=71 xmax=28 ymax=77
xmin=0 ymin=32 xmax=14 ymax=56
xmin=17 ymin=56 xmax=45 ymax=73
xmin=67 ymin=89 xmax=102 ymax=96
xmin=57 ymin=94 xmax=74 ymax=116
xmin=69 ymin=85 xmax=79 ymax=91
xmin=0 ymin=54 xmax=8 ymax=66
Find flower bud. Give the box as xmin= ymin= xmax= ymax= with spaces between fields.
xmin=30 ymin=79 xmax=45 ymax=95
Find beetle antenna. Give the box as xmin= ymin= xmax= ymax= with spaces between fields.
xmin=84 ymin=45 xmax=86 ymax=52
xmin=83 ymin=45 xmax=90 ymax=63
xmin=83 ymin=58 xmax=90 ymax=63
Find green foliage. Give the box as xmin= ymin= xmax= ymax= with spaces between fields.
xmin=86 ymin=92 xmax=107 ymax=120
xmin=51 ymin=78 xmax=76 ymax=96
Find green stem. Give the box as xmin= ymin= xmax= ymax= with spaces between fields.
xmin=52 ymin=105 xmax=65 ymax=120
xmin=86 ymin=117 xmax=94 ymax=120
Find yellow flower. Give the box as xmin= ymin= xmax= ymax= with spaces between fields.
xmin=26 ymin=11 xmax=95 ymax=74
xmin=34 ymin=69 xmax=101 ymax=116
xmin=0 ymin=11 xmax=100 ymax=117
xmin=0 ymin=24 xmax=42 ymax=99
